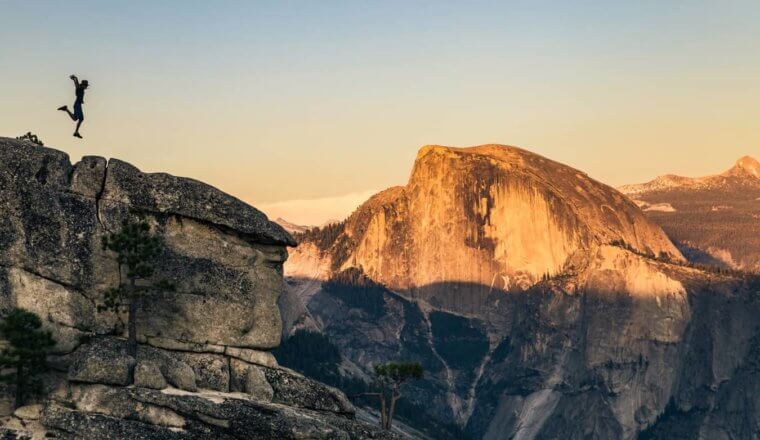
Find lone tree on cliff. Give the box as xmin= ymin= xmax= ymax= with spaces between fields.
xmin=364 ymin=362 xmax=424 ymax=430
xmin=99 ymin=212 xmax=173 ymax=357
xmin=0 ymin=308 xmax=56 ymax=408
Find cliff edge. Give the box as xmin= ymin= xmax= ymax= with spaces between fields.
xmin=0 ymin=137 xmax=402 ymax=439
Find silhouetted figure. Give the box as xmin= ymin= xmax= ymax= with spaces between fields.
xmin=57 ymin=75 xmax=89 ymax=139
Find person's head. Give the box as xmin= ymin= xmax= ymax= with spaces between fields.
xmin=81 ymin=80 xmax=89 ymax=89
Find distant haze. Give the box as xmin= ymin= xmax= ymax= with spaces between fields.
xmin=2 ymin=2 xmax=759 ymax=224
xmin=259 ymin=189 xmax=380 ymax=226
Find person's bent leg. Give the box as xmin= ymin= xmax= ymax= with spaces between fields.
xmin=58 ymin=106 xmax=76 ymax=120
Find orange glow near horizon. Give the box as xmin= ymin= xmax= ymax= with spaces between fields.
xmin=2 ymin=2 xmax=758 ymax=225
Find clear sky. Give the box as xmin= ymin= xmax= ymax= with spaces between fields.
xmin=2 ymin=1 xmax=759 ymax=224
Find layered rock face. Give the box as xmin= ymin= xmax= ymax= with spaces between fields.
xmin=284 ymin=145 xmax=760 ymax=439
xmin=0 ymin=138 xmax=402 ymax=439
xmin=620 ymin=156 xmax=760 ymax=272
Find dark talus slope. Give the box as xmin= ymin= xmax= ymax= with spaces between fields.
xmin=0 ymin=137 xmax=405 ymax=439
xmin=282 ymin=144 xmax=760 ymax=440
xmin=620 ymin=156 xmax=760 ymax=272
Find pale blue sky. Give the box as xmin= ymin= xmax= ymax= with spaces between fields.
xmin=2 ymin=1 xmax=759 ymax=223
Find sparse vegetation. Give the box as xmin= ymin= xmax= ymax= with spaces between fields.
xmin=609 ymin=238 xmax=657 ymax=259
xmin=293 ymin=220 xmax=346 ymax=251
xmin=98 ymin=212 xmax=173 ymax=356
xmin=276 ymin=330 xmax=463 ymax=438
xmin=0 ymin=308 xmax=56 ymax=408
xmin=16 ymin=132 xmax=44 ymax=146
xmin=362 ymin=362 xmax=424 ymax=430
xmin=293 ymin=220 xmax=356 ymax=271
xmin=635 ymin=186 xmax=760 ymax=273
xmin=608 ymin=238 xmax=748 ymax=277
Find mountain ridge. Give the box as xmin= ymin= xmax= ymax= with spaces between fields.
xmin=275 ymin=217 xmax=312 ymax=234
xmin=619 ymin=154 xmax=760 ymax=272
xmin=620 ymin=155 xmax=760 ymax=195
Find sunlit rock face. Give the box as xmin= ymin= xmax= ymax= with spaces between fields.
xmin=284 ymin=144 xmax=760 ymax=440
xmin=329 ymin=145 xmax=682 ymax=313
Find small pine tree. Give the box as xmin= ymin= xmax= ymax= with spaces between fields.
xmin=99 ymin=212 xmax=173 ymax=357
xmin=365 ymin=362 xmax=423 ymax=430
xmin=0 ymin=308 xmax=56 ymax=408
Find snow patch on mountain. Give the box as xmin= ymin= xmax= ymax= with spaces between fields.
xmin=639 ymin=202 xmax=676 ymax=212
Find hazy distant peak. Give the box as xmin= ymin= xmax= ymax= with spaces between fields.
xmin=621 ymin=155 xmax=760 ymax=195
xmin=275 ymin=217 xmax=312 ymax=234
xmin=722 ymin=155 xmax=760 ymax=178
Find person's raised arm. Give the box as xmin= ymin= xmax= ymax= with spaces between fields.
xmin=69 ymin=74 xmax=80 ymax=87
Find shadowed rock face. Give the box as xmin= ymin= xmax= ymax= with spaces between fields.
xmin=0 ymin=138 xmax=401 ymax=439
xmin=283 ymin=145 xmax=760 ymax=440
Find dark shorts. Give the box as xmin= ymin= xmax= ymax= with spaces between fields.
xmin=73 ymin=101 xmax=84 ymax=121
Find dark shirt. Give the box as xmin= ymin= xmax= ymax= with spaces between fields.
xmin=75 ymin=85 xmax=86 ymax=104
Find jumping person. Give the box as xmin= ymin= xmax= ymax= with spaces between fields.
xmin=57 ymin=75 xmax=89 ymax=138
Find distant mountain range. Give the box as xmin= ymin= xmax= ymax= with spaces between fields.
xmin=620 ymin=156 xmax=760 ymax=272
xmin=275 ymin=217 xmax=345 ymax=235
xmin=275 ymin=217 xmax=312 ymax=234
xmin=620 ymin=156 xmax=760 ymax=194
xmin=279 ymin=145 xmax=760 ymax=439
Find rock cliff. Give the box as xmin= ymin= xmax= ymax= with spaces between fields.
xmin=290 ymin=145 xmax=683 ymax=314
xmin=0 ymin=137 xmax=403 ymax=439
xmin=283 ymin=144 xmax=760 ymax=439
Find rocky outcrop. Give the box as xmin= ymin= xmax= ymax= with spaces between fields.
xmin=284 ymin=144 xmax=760 ymax=439
xmin=0 ymin=138 xmax=404 ymax=439
xmin=0 ymin=137 xmax=293 ymax=351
